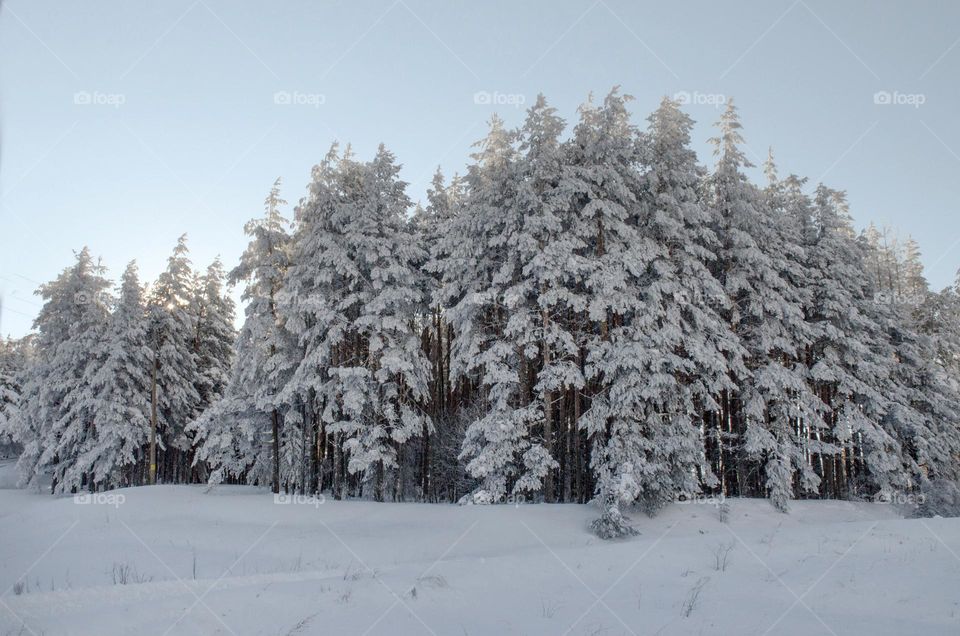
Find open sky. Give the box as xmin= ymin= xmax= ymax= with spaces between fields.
xmin=2 ymin=0 xmax=959 ymax=337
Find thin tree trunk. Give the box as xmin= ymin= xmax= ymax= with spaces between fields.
xmin=300 ymin=402 xmax=307 ymax=494
xmin=542 ymin=309 xmax=555 ymax=503
xmin=562 ymin=389 xmax=572 ymax=502
xmin=149 ymin=352 xmax=159 ymax=486
xmin=333 ymin=433 xmax=343 ymax=500
xmin=395 ymin=441 xmax=404 ymax=502
xmin=309 ymin=396 xmax=319 ymax=495
xmin=271 ymin=409 xmax=280 ymax=494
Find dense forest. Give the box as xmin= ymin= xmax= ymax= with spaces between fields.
xmin=2 ymin=90 xmax=958 ymax=537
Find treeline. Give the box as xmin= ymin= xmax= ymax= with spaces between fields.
xmin=2 ymin=90 xmax=959 ymax=536
xmin=0 ymin=240 xmax=236 ymax=489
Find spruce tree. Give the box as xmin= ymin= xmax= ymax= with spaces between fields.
xmin=440 ymin=116 xmax=542 ymax=502
xmin=281 ymin=145 xmax=431 ymax=500
xmin=18 ymin=248 xmax=112 ymax=492
xmin=805 ymin=187 xmax=905 ymax=497
xmin=0 ymin=336 xmax=31 ymax=457
xmin=632 ymin=97 xmax=745 ymax=513
xmin=566 ymin=90 xmax=664 ymax=533
xmin=194 ymin=178 xmax=295 ymax=490
xmin=503 ymin=94 xmax=582 ymax=501
xmin=708 ymin=106 xmax=821 ymax=511
xmin=82 ymin=262 xmax=152 ymax=487
xmin=148 ymin=235 xmax=201 ymax=483
xmin=192 ymin=258 xmax=237 ymax=420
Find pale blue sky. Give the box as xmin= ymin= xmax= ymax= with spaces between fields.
xmin=2 ymin=0 xmax=959 ymax=337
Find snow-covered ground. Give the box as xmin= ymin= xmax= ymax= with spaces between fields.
xmin=0 ymin=461 xmax=957 ymax=636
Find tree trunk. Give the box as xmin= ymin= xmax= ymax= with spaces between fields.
xmin=300 ymin=402 xmax=307 ymax=494
xmin=149 ymin=352 xmax=159 ymax=486
xmin=543 ymin=311 xmax=555 ymax=502
xmin=333 ymin=433 xmax=343 ymax=500
xmin=562 ymin=389 xmax=572 ymax=502
xmin=309 ymin=396 xmax=319 ymax=495
xmin=271 ymin=409 xmax=280 ymax=494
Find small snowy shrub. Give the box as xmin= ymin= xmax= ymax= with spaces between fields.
xmin=590 ymin=505 xmax=640 ymax=539
xmin=458 ymin=489 xmax=494 ymax=505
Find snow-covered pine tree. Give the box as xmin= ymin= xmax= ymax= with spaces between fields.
xmin=0 ymin=336 xmax=31 ymax=457
xmin=193 ymin=178 xmax=295 ymax=492
xmin=915 ymin=270 xmax=960 ymax=414
xmin=192 ymin=258 xmax=236 ymax=416
xmin=439 ymin=114 xmax=555 ymax=502
xmin=565 ymin=89 xmax=660 ymax=534
xmin=931 ymin=271 xmax=960 ymax=386
xmin=501 ymin=94 xmax=584 ymax=502
xmin=16 ymin=248 xmax=113 ymax=492
xmin=863 ymin=227 xmax=928 ymax=307
xmin=416 ymin=168 xmax=470 ymax=500
xmin=913 ymin=272 xmax=960 ymax=489
xmin=575 ymin=94 xmax=738 ymax=536
xmin=414 ymin=168 xmax=463 ymax=249
xmin=804 ymin=186 xmax=907 ymax=498
xmin=81 ymin=262 xmax=152 ymax=488
xmin=186 ymin=256 xmax=236 ymax=487
xmin=0 ymin=339 xmax=18 ymax=446
xmin=626 ymin=96 xmax=747 ymax=516
xmin=707 ymin=105 xmax=822 ymax=511
xmin=761 ymin=167 xmax=830 ymax=507
xmin=190 ymin=324 xmax=269 ymax=488
xmin=880 ymin=298 xmax=960 ymax=487
xmin=148 ymin=235 xmax=201 ymax=484
xmin=279 ymin=146 xmax=344 ymax=496
xmin=281 ymin=145 xmax=431 ymax=500
xmin=900 ymin=237 xmax=928 ymax=302
xmin=860 ymin=232 xmax=960 ymax=489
